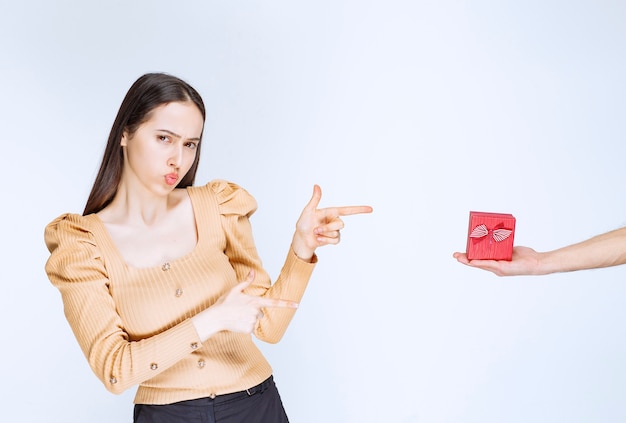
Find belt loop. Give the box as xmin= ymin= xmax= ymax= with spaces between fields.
xmin=259 ymin=376 xmax=270 ymax=393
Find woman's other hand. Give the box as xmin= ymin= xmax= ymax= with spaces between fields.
xmin=192 ymin=271 xmax=298 ymax=340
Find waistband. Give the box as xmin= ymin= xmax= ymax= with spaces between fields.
xmin=176 ymin=375 xmax=274 ymax=406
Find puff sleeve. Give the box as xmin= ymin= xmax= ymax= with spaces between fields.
xmin=44 ymin=214 xmax=203 ymax=394
xmin=210 ymin=180 xmax=317 ymax=343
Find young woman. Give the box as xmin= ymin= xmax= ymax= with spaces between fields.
xmin=44 ymin=73 xmax=372 ymax=422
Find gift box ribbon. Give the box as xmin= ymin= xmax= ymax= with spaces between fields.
xmin=469 ymin=224 xmax=512 ymax=242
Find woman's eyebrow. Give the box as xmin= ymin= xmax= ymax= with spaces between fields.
xmin=156 ymin=129 xmax=201 ymax=141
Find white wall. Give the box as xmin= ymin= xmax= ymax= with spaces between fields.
xmin=2 ymin=1 xmax=626 ymax=422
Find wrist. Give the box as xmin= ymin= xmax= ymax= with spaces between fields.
xmin=535 ymin=251 xmax=559 ymax=275
xmin=292 ymin=247 xmax=314 ymax=262
xmin=191 ymin=308 xmax=221 ymax=342
xmin=291 ymin=235 xmax=315 ymax=262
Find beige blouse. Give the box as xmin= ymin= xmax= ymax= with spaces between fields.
xmin=44 ymin=180 xmax=316 ymax=405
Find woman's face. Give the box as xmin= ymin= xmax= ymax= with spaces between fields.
xmin=120 ymin=101 xmax=204 ymax=195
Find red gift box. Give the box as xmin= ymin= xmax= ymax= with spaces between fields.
xmin=465 ymin=211 xmax=516 ymax=261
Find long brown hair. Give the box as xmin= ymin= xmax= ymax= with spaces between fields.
xmin=83 ymin=73 xmax=206 ymax=215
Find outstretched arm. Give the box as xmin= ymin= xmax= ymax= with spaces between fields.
xmin=453 ymin=226 xmax=626 ymax=276
xmin=221 ymin=183 xmax=372 ymax=343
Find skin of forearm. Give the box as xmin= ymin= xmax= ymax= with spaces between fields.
xmin=191 ymin=309 xmax=223 ymax=342
xmin=540 ymin=227 xmax=626 ymax=273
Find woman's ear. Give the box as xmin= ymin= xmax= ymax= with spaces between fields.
xmin=120 ymin=131 xmax=128 ymax=147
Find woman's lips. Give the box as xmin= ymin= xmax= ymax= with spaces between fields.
xmin=165 ymin=173 xmax=179 ymax=185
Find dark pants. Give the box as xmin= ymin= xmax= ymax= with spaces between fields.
xmin=133 ymin=376 xmax=289 ymax=423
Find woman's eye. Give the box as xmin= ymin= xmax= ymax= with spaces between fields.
xmin=185 ymin=142 xmax=198 ymax=150
xmin=158 ymin=135 xmax=171 ymax=143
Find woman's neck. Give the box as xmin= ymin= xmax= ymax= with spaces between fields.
xmin=98 ymin=183 xmax=184 ymax=227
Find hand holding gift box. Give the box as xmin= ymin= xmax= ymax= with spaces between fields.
xmin=466 ymin=211 xmax=516 ymax=261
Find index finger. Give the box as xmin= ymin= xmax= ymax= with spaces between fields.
xmin=256 ymin=297 xmax=299 ymax=309
xmin=323 ymin=205 xmax=373 ymax=217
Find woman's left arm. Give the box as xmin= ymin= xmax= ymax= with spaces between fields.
xmin=223 ymin=184 xmax=372 ymax=343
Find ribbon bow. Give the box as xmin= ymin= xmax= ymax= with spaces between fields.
xmin=469 ymin=224 xmax=512 ymax=242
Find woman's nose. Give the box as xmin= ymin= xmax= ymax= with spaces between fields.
xmin=168 ymin=144 xmax=183 ymax=168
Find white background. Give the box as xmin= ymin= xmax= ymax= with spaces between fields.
xmin=2 ymin=1 xmax=626 ymax=422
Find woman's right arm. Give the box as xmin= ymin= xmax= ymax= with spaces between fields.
xmin=45 ymin=215 xmax=204 ymax=394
